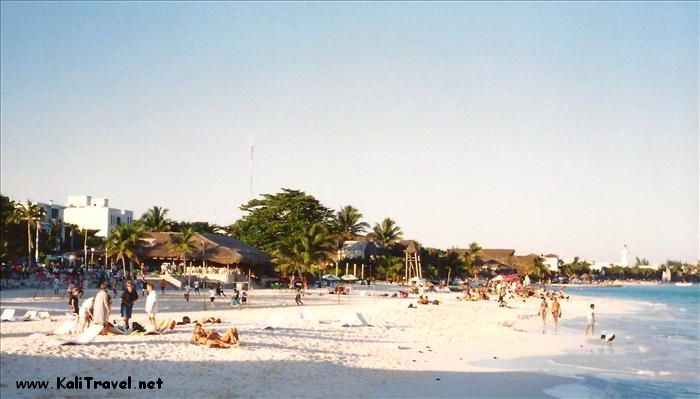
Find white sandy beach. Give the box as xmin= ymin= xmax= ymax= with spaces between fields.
xmin=0 ymin=285 xmax=638 ymax=398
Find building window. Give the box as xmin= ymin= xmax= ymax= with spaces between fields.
xmin=51 ymin=209 xmax=59 ymax=219
xmin=116 ymin=217 xmax=121 ymax=225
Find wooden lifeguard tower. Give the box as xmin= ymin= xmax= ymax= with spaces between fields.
xmin=404 ymin=241 xmax=422 ymax=282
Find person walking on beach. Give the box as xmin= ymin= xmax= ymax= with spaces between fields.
xmin=585 ymin=304 xmax=596 ymax=335
xmin=92 ymin=283 xmax=111 ymax=327
xmin=193 ymin=280 xmax=200 ymax=295
xmin=145 ymin=283 xmax=159 ymax=328
xmin=160 ymin=279 xmax=165 ymax=294
xmin=208 ymin=287 xmax=216 ymax=303
xmin=538 ymin=296 xmax=549 ymax=334
xmin=120 ymin=281 xmax=139 ymax=330
xmin=551 ymin=297 xmax=561 ymax=332
xmin=184 ymin=284 xmax=192 ymax=302
xmin=295 ymin=288 xmax=304 ymax=306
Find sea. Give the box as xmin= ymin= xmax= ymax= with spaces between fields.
xmin=479 ymin=285 xmax=700 ymax=398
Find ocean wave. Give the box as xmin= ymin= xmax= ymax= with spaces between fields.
xmin=637 ymin=370 xmax=656 ymax=377
xmin=638 ymin=346 xmax=649 ymax=353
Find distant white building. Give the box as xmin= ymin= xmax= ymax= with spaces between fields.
xmin=62 ymin=195 xmax=133 ymax=237
xmin=542 ymin=254 xmax=560 ymax=273
xmin=18 ymin=199 xmax=66 ymax=241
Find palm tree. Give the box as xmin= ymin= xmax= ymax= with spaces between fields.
xmin=528 ymin=256 xmax=550 ymax=281
xmin=106 ymin=224 xmax=146 ymax=282
xmin=375 ymin=255 xmax=404 ymax=281
xmin=461 ymin=242 xmax=482 ymax=278
xmin=171 ymin=227 xmax=198 ymax=285
xmin=9 ymin=201 xmax=43 ymax=268
xmin=370 ymin=218 xmax=403 ymax=247
xmin=336 ymin=205 xmax=370 ymax=241
xmin=141 ymin=206 xmax=172 ymax=232
xmin=274 ymin=224 xmax=335 ymax=278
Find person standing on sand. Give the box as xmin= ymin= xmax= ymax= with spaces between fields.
xmin=68 ymin=287 xmax=80 ymax=315
xmin=585 ymin=304 xmax=596 ymax=335
xmin=551 ymin=297 xmax=561 ymax=332
xmin=295 ymin=288 xmax=304 ymax=306
xmin=538 ymin=297 xmax=549 ymax=334
xmin=120 ymin=281 xmax=139 ymax=330
xmin=145 ymin=283 xmax=159 ymax=328
xmin=184 ymin=284 xmax=192 ymax=302
xmin=92 ymin=283 xmax=111 ymax=327
xmin=194 ymin=280 xmax=200 ymax=295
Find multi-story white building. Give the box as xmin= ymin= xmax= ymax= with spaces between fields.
xmin=62 ymin=195 xmax=133 ymax=237
xmin=17 ymin=199 xmax=66 ymax=240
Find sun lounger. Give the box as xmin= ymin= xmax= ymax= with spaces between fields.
xmin=262 ymin=316 xmax=283 ymax=330
xmin=37 ymin=311 xmax=51 ymax=320
xmin=1 ymin=309 xmax=16 ymax=321
xmin=22 ymin=311 xmax=38 ymax=321
xmin=48 ymin=325 xmax=103 ymax=346
xmin=340 ymin=312 xmax=372 ymax=327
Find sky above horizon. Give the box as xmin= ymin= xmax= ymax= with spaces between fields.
xmin=1 ymin=2 xmax=698 ymax=264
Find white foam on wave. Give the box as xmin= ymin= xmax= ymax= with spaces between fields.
xmin=638 ymin=346 xmax=649 ymax=353
xmin=679 ymin=308 xmax=686 ymax=312
xmin=625 ymin=336 xmax=635 ymax=340
xmin=658 ymin=371 xmax=672 ymax=377
xmin=636 ymin=370 xmax=656 ymax=377
xmin=543 ymin=382 xmax=592 ymax=399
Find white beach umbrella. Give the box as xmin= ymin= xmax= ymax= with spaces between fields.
xmin=322 ymin=274 xmax=341 ymax=281
xmin=341 ymin=274 xmax=358 ymax=281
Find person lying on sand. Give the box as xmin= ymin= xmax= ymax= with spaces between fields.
xmin=198 ymin=317 xmax=222 ymax=324
xmin=191 ymin=323 xmax=240 ymax=348
xmin=417 ymin=295 xmax=430 ymax=305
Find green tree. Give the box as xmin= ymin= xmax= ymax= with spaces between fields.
xmin=375 ymin=255 xmax=404 ymax=281
xmin=106 ymin=224 xmax=146 ymax=281
xmin=140 ymin=206 xmax=173 ymax=232
xmin=370 ymin=218 xmax=403 ymax=247
xmin=528 ymin=256 xmax=550 ymax=281
xmin=460 ymin=242 xmax=482 ymax=278
xmin=9 ymin=201 xmax=44 ymax=267
xmin=336 ymin=205 xmax=370 ymax=241
xmin=273 ymin=224 xmax=335 ymax=278
xmin=236 ymin=189 xmax=336 ymax=255
xmin=170 ymin=227 xmax=198 ymax=285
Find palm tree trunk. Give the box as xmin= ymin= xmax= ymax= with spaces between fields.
xmin=186 ymin=256 xmax=190 ymax=286
xmin=35 ymin=221 xmax=40 ymax=264
xmin=122 ymin=257 xmax=127 ymax=287
xmin=27 ymin=218 xmax=32 ymax=268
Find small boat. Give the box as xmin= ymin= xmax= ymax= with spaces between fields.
xmin=674 ymin=282 xmax=693 ymax=287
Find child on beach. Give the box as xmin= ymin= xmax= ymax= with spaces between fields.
xmin=585 ymin=304 xmax=596 ymax=335
xmin=295 ymin=288 xmax=304 ymax=306
xmin=145 ymin=283 xmax=159 ymax=328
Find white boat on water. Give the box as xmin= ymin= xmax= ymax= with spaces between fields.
xmin=674 ymin=282 xmax=693 ymax=287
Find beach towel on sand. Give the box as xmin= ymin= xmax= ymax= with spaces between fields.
xmin=48 ymin=325 xmax=103 ymax=346
xmin=340 ymin=312 xmax=372 ymax=327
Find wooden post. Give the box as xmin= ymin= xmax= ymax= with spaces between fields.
xmin=361 ymin=263 xmax=364 ymax=279
xmin=353 ymin=263 xmax=356 ymax=276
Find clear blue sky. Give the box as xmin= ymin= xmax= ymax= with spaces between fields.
xmin=1 ymin=2 xmax=697 ymax=263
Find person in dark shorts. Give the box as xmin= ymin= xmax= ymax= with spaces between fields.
xmin=295 ymin=288 xmax=304 ymax=306
xmin=120 ymin=281 xmax=139 ymax=330
xmin=68 ymin=287 xmax=80 ymax=315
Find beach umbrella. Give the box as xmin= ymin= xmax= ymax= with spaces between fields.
xmin=491 ymin=275 xmax=504 ymax=282
xmin=341 ymin=274 xmax=358 ymax=281
xmin=322 ymin=274 xmax=341 ymax=281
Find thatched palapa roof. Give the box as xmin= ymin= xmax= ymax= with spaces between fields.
xmin=138 ymin=232 xmax=272 ymax=266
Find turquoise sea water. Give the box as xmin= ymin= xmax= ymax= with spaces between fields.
xmin=550 ymin=285 xmax=699 ymax=398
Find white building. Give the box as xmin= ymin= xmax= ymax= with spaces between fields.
xmin=542 ymin=254 xmax=560 ymax=273
xmin=62 ymin=195 xmax=133 ymax=237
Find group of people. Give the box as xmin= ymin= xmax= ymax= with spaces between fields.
xmin=69 ymin=280 xmax=160 ymax=334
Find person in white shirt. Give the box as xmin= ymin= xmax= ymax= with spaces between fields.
xmin=208 ymin=288 xmax=216 ymax=303
xmin=193 ymin=280 xmax=200 ymax=295
xmin=184 ymin=285 xmax=192 ymax=302
xmin=145 ymin=283 xmax=159 ymax=328
xmin=78 ymin=296 xmax=95 ymax=333
xmin=585 ymin=304 xmax=596 ymax=335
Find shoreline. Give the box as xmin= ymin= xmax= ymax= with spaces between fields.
xmin=0 ymin=286 xmax=668 ymax=398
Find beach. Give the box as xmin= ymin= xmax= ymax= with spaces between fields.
xmin=1 ymin=285 xmax=641 ymax=398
